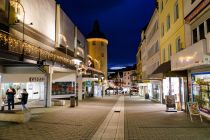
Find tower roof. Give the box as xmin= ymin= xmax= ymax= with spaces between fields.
xmin=87 ymin=20 xmax=107 ymax=39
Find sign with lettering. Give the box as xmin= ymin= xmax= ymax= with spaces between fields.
xmin=29 ymin=77 xmax=45 ymax=82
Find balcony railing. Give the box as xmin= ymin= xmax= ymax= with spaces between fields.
xmin=0 ymin=30 xmax=74 ymax=67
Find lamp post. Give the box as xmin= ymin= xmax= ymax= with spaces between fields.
xmin=10 ymin=0 xmax=25 ymax=41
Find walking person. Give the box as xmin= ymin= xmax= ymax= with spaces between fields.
xmin=6 ymin=86 xmax=16 ymax=110
xmin=21 ymin=89 xmax=29 ymax=111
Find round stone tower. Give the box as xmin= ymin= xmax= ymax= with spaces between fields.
xmin=87 ymin=20 xmax=108 ymax=79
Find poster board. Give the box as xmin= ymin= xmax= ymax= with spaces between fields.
xmin=165 ymin=95 xmax=177 ymax=112
xmin=187 ymin=102 xmax=203 ymax=122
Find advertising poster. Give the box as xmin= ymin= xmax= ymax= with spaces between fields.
xmin=165 ymin=95 xmax=177 ymax=112
xmin=187 ymin=102 xmax=200 ymax=115
xmin=52 ymin=82 xmax=74 ymax=95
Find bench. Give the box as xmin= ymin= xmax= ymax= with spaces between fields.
xmin=52 ymin=100 xmax=66 ymax=106
xmin=0 ymin=110 xmax=31 ymax=123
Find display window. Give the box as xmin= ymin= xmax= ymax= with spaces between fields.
xmin=52 ymin=82 xmax=75 ymax=95
xmin=1 ymin=82 xmax=44 ymax=101
xmin=152 ymin=83 xmax=160 ymax=101
xmin=163 ymin=77 xmax=185 ymax=110
xmin=192 ymin=73 xmax=210 ymax=114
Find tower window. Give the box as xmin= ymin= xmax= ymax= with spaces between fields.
xmin=101 ymin=42 xmax=104 ymax=46
xmin=92 ymin=41 xmax=96 ymax=45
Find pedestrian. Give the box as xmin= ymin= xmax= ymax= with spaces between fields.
xmin=6 ymin=86 xmax=16 ymax=110
xmin=21 ymin=89 xmax=29 ymax=111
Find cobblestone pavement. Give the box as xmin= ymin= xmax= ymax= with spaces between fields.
xmin=0 ymin=96 xmax=119 ymax=140
xmin=124 ymin=96 xmax=210 ymax=140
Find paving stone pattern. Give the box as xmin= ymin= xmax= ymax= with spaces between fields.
xmin=124 ymin=96 xmax=210 ymax=140
xmin=0 ymin=96 xmax=119 ymax=140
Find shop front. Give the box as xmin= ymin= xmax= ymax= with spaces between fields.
xmin=1 ymin=74 xmax=46 ymax=107
xmin=82 ymin=78 xmax=102 ymax=97
xmin=151 ymin=80 xmax=161 ymax=102
xmin=52 ymin=72 xmax=76 ymax=99
xmin=190 ymin=71 xmax=210 ymax=118
xmin=162 ymin=77 xmax=186 ymax=111
xmin=137 ymin=82 xmax=152 ymax=99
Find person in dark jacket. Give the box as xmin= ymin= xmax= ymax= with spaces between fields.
xmin=21 ymin=89 xmax=29 ymax=111
xmin=6 ymin=86 xmax=16 ymax=110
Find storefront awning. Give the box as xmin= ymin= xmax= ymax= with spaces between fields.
xmin=152 ymin=61 xmax=187 ymax=77
xmin=86 ymin=67 xmax=104 ymax=76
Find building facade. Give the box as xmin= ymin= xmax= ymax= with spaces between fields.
xmin=87 ymin=20 xmax=108 ymax=79
xmin=156 ymin=0 xmax=187 ymax=110
xmin=171 ymin=0 xmax=210 ymax=118
xmin=0 ymin=0 xmax=103 ymax=108
xmin=143 ymin=9 xmax=161 ymax=102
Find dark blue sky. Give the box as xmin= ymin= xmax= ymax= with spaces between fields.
xmin=56 ymin=0 xmax=155 ymax=68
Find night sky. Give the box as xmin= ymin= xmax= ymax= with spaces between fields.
xmin=56 ymin=0 xmax=156 ymax=69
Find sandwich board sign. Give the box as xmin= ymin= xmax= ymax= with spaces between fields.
xmin=165 ymin=95 xmax=177 ymax=112
xmin=187 ymin=102 xmax=203 ymax=122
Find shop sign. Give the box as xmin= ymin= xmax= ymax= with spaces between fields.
xmin=29 ymin=77 xmax=45 ymax=82
xmin=200 ymin=108 xmax=210 ymax=115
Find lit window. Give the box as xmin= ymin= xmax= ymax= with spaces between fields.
xmin=161 ymin=23 xmax=164 ymax=37
xmin=174 ymin=1 xmax=179 ymax=22
xmin=160 ymin=1 xmax=163 ymax=12
xmin=92 ymin=41 xmax=96 ymax=45
xmin=162 ymin=48 xmax=166 ymax=62
xmin=166 ymin=15 xmax=170 ymax=31
xmin=101 ymin=42 xmax=104 ymax=46
xmin=176 ymin=37 xmax=182 ymax=52
xmin=168 ymin=44 xmax=172 ymax=60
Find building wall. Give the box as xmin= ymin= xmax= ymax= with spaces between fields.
xmin=141 ymin=35 xmax=147 ymax=79
xmin=20 ymin=0 xmax=56 ymax=41
xmin=184 ymin=0 xmax=202 ymax=17
xmin=158 ymin=0 xmax=185 ymax=64
xmin=144 ymin=9 xmax=160 ymax=77
xmin=0 ymin=0 xmax=9 ymax=26
xmin=184 ymin=2 xmax=210 ymax=49
xmin=123 ymin=70 xmax=134 ymax=87
xmin=87 ymin=38 xmax=108 ymax=79
xmin=59 ymin=6 xmax=75 ymax=51
xmin=136 ymin=47 xmax=142 ymax=81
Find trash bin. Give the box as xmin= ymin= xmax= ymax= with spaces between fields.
xmin=70 ymin=96 xmax=75 ymax=107
xmin=1 ymin=106 xmax=4 ymax=111
xmin=145 ymin=93 xmax=149 ymax=99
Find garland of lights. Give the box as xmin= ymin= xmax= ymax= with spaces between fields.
xmin=0 ymin=31 xmax=74 ymax=67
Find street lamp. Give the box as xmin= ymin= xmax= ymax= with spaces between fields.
xmin=9 ymin=0 xmax=25 ymax=41
xmin=72 ymin=58 xmax=82 ymax=106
